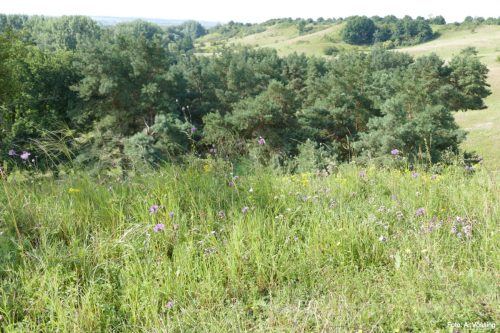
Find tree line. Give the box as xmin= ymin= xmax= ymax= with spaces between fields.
xmin=0 ymin=15 xmax=491 ymax=173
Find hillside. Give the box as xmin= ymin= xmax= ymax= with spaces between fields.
xmin=197 ymin=21 xmax=361 ymax=56
xmin=197 ymin=23 xmax=500 ymax=170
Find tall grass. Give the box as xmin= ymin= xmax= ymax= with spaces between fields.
xmin=0 ymin=162 xmax=498 ymax=331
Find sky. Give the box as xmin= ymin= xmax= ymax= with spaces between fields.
xmin=2 ymin=0 xmax=499 ymax=23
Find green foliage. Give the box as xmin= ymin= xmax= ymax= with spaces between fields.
xmin=0 ymin=15 xmax=493 ymax=171
xmin=0 ymin=164 xmax=497 ymax=330
xmin=342 ymin=16 xmax=376 ymax=45
xmin=323 ymin=46 xmax=339 ymax=56
xmin=429 ymin=15 xmax=446 ymax=25
xmin=343 ymin=15 xmax=434 ymax=46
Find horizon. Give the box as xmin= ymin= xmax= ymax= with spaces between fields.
xmin=2 ymin=0 xmax=499 ymax=24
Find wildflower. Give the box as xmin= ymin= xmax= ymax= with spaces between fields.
xmin=464 ymin=165 xmax=474 ymax=172
xmin=169 ymin=211 xmax=175 ymax=219
xmin=20 ymin=151 xmax=31 ymax=160
xmin=191 ymin=127 xmax=197 ymax=133
xmin=451 ymin=224 xmax=457 ymax=234
xmin=431 ymin=174 xmax=437 ymax=180
xmin=165 ymin=300 xmax=175 ymax=310
xmin=258 ymin=136 xmax=266 ymax=145
xmin=228 ymin=181 xmax=234 ymax=187
xmin=463 ymin=225 xmax=472 ymax=238
xmin=411 ymin=171 xmax=419 ymax=178
xmin=378 ymin=235 xmax=387 ymax=242
xmin=217 ymin=210 xmax=226 ymax=219
xmin=359 ymin=169 xmax=367 ymax=178
xmin=153 ymin=223 xmax=165 ymax=232
xmin=415 ymin=208 xmax=425 ymax=217
xmin=149 ymin=205 xmax=160 ymax=214
xmin=68 ymin=188 xmax=81 ymax=193
xmin=248 ymin=187 xmax=254 ymax=193
xmin=8 ymin=149 xmax=16 ymax=156
xmin=391 ymin=149 xmax=400 ymax=156
xmin=241 ymin=206 xmax=249 ymax=214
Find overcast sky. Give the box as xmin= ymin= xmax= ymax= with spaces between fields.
xmin=2 ymin=0 xmax=499 ymax=23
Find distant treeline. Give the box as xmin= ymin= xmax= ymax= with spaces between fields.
xmin=207 ymin=14 xmax=500 ymax=44
xmin=0 ymin=14 xmax=491 ymax=174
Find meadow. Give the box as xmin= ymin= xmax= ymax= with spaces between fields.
xmin=1 ymin=16 xmax=499 ymax=332
xmin=0 ymin=161 xmax=499 ymax=331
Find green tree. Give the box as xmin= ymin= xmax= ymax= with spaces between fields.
xmin=342 ymin=16 xmax=376 ymax=45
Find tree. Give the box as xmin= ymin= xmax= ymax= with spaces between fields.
xmin=429 ymin=15 xmax=446 ymax=25
xmin=447 ymin=48 xmax=491 ymax=110
xmin=342 ymin=16 xmax=376 ymax=45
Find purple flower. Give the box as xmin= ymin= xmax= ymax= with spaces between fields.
xmin=217 ymin=210 xmax=226 ymax=219
xmin=20 ymin=151 xmax=31 ymax=160
xmin=149 ymin=204 xmax=160 ymax=214
xmin=169 ymin=211 xmax=175 ymax=219
xmin=464 ymin=165 xmax=474 ymax=172
xmin=359 ymin=170 xmax=367 ymax=178
xmin=191 ymin=127 xmax=197 ymax=133
xmin=8 ymin=149 xmax=16 ymax=156
xmin=391 ymin=149 xmax=400 ymax=156
xmin=431 ymin=175 xmax=437 ymax=180
xmin=415 ymin=208 xmax=426 ymax=217
xmin=411 ymin=171 xmax=419 ymax=178
xmin=258 ymin=136 xmax=266 ymax=145
xmin=153 ymin=223 xmax=165 ymax=232
xmin=451 ymin=224 xmax=457 ymax=234
xmin=241 ymin=206 xmax=249 ymax=214
xmin=165 ymin=300 xmax=175 ymax=310
xmin=463 ymin=225 xmax=472 ymax=238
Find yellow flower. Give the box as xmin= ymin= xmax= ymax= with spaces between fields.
xmin=203 ymin=164 xmax=212 ymax=173
xmin=68 ymin=188 xmax=80 ymax=193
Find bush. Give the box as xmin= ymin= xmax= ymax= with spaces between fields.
xmin=323 ymin=46 xmax=339 ymax=55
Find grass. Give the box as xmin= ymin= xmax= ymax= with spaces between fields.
xmin=1 ymin=162 xmax=498 ymax=331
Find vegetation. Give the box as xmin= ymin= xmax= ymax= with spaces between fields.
xmin=0 ymin=14 xmax=491 ymax=176
xmin=1 ymin=161 xmax=498 ymax=331
xmin=0 ymin=13 xmax=499 ymax=331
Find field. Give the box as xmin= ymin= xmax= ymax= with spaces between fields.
xmin=1 ymin=163 xmax=499 ymax=331
xmin=1 ymin=21 xmax=499 ymax=332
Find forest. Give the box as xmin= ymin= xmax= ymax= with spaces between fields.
xmin=0 ymin=14 xmax=491 ymax=175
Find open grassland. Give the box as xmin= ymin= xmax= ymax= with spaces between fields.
xmin=0 ymin=163 xmax=499 ymax=331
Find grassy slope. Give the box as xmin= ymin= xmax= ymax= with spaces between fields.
xmin=198 ymin=24 xmax=500 ymax=170
xmin=1 ymin=164 xmax=498 ymax=331
xmin=197 ymin=22 xmax=365 ymax=56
